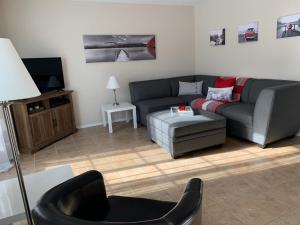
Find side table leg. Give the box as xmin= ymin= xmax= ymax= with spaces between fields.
xmin=107 ymin=112 xmax=113 ymax=133
xmin=133 ymin=108 xmax=137 ymax=129
xmin=125 ymin=110 xmax=130 ymax=123
xmin=102 ymin=109 xmax=107 ymax=127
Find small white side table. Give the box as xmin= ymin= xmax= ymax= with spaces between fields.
xmin=102 ymin=102 xmax=137 ymax=133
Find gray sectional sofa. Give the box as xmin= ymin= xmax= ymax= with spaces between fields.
xmin=129 ymin=75 xmax=300 ymax=147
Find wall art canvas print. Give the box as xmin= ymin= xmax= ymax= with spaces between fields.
xmin=238 ymin=22 xmax=258 ymax=43
xmin=83 ymin=35 xmax=156 ymax=63
xmin=210 ymin=29 xmax=225 ymax=46
xmin=277 ymin=13 xmax=300 ymax=39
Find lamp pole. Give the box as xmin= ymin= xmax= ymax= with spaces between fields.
xmin=113 ymin=89 xmax=119 ymax=106
xmin=1 ymin=102 xmax=33 ymax=225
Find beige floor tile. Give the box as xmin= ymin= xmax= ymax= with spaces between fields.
xmin=266 ymin=208 xmax=300 ymax=225
xmin=0 ymin=123 xmax=298 ymax=225
xmin=202 ymin=198 xmax=245 ymax=225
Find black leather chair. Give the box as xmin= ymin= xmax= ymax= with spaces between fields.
xmin=32 ymin=170 xmax=203 ymax=225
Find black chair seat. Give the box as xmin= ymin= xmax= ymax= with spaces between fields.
xmin=105 ymin=196 xmax=176 ymax=222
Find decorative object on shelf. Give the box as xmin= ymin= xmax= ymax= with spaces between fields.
xmin=210 ymin=28 xmax=225 ymax=46
xmin=170 ymin=106 xmax=194 ymax=116
xmin=277 ymin=13 xmax=300 ymax=39
xmin=82 ymin=35 xmax=156 ymax=63
xmin=106 ymin=76 xmax=120 ymax=106
xmin=0 ymin=38 xmax=41 ymax=225
xmin=238 ymin=22 xmax=259 ymax=43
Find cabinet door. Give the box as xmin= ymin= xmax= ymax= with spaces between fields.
xmin=52 ymin=104 xmax=75 ymax=137
xmin=29 ymin=111 xmax=55 ymax=145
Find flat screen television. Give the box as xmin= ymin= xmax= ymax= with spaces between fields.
xmin=22 ymin=57 xmax=65 ymax=93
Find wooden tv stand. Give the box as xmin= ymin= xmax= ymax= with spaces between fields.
xmin=12 ymin=90 xmax=77 ymax=154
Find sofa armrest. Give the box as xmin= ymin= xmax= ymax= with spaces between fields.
xmin=253 ymin=82 xmax=300 ymax=145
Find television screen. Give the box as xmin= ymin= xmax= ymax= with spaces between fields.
xmin=22 ymin=57 xmax=65 ymax=93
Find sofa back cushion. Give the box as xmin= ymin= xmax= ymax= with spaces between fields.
xmin=178 ymin=81 xmax=203 ymax=96
xmin=240 ymin=78 xmax=255 ymax=103
xmin=169 ymin=75 xmax=195 ymax=96
xmin=195 ymin=75 xmax=217 ymax=95
xmin=214 ymin=76 xmax=236 ymax=88
xmin=248 ymin=79 xmax=294 ymax=104
xmin=129 ymin=79 xmax=171 ymax=104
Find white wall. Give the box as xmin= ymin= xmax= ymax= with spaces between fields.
xmin=0 ymin=0 xmax=195 ymax=128
xmin=0 ymin=2 xmax=4 ymax=36
xmin=195 ymin=0 xmax=300 ymax=81
xmin=3 ymin=0 xmax=300 ymax=128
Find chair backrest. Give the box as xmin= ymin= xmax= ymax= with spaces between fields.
xmin=32 ymin=170 xmax=109 ymax=225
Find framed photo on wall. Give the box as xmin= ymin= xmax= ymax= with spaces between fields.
xmin=82 ymin=35 xmax=156 ymax=63
xmin=238 ymin=22 xmax=259 ymax=43
xmin=210 ymin=28 xmax=225 ymax=46
xmin=277 ymin=13 xmax=300 ymax=39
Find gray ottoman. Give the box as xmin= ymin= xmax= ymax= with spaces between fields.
xmin=147 ymin=110 xmax=226 ymax=158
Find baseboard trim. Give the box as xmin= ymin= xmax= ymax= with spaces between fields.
xmin=77 ymin=118 xmax=131 ymax=129
xmin=78 ymin=122 xmax=102 ymax=129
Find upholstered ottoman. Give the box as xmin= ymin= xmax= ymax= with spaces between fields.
xmin=147 ymin=110 xmax=226 ymax=158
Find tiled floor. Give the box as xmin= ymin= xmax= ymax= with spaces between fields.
xmin=2 ymin=122 xmax=300 ymax=225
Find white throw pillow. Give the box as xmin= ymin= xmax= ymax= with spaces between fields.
xmin=206 ymin=86 xmax=234 ymax=101
xmin=178 ymin=81 xmax=203 ymax=96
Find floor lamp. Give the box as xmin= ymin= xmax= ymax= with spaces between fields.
xmin=0 ymin=38 xmax=41 ymax=225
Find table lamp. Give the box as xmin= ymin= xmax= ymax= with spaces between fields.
xmin=0 ymin=38 xmax=40 ymax=225
xmin=106 ymin=76 xmax=120 ymax=106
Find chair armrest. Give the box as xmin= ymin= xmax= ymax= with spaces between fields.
xmin=163 ymin=178 xmax=203 ymax=225
xmin=253 ymin=82 xmax=300 ymax=145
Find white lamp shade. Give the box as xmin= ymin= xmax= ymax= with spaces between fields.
xmin=0 ymin=38 xmax=40 ymax=101
xmin=106 ymin=76 xmax=120 ymax=90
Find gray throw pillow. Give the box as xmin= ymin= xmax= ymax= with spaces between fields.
xmin=206 ymin=86 xmax=234 ymax=101
xmin=178 ymin=81 xmax=203 ymax=96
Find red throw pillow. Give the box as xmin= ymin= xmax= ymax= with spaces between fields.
xmin=214 ymin=76 xmax=236 ymax=88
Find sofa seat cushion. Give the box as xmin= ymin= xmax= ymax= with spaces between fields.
xmin=178 ymin=94 xmax=203 ymax=105
xmin=136 ymin=97 xmax=184 ymax=114
xmin=105 ymin=196 xmax=176 ymax=222
xmin=217 ymin=103 xmax=254 ymax=128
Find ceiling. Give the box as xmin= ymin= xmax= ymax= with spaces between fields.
xmin=73 ymin=0 xmax=200 ymax=6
